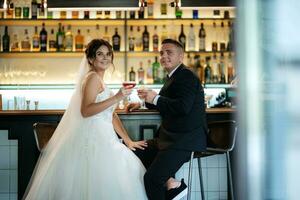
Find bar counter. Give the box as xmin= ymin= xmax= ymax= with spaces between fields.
xmin=0 ymin=107 xmax=235 ymax=115
xmin=0 ymin=108 xmax=235 ymax=200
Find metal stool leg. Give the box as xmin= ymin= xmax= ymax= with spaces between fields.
xmin=197 ymin=157 xmax=205 ymax=200
xmin=187 ymin=152 xmax=194 ymax=200
xmin=226 ymin=152 xmax=234 ymax=200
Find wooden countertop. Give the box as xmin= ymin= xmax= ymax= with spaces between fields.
xmin=0 ymin=108 xmax=235 ymax=116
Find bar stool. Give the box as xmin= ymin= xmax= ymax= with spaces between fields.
xmin=187 ymin=120 xmax=237 ymax=200
xmin=33 ymin=122 xmax=58 ymax=151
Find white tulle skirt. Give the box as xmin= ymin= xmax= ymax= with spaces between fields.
xmin=23 ymin=117 xmax=148 ymax=200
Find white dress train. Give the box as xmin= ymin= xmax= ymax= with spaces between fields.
xmin=23 ymin=86 xmax=148 ymax=200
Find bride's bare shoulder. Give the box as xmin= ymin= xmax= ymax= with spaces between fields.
xmin=82 ymin=71 xmax=104 ymax=92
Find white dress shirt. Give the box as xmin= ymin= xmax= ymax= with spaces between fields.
xmin=152 ymin=63 xmax=182 ymax=105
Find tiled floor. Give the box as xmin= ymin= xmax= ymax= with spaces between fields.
xmin=175 ymin=155 xmax=228 ymax=200
xmin=0 ymin=129 xmax=228 ymax=200
xmin=0 ymin=130 xmax=18 ymax=200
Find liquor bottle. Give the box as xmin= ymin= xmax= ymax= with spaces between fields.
xmin=37 ymin=0 xmax=46 ymax=18
xmin=199 ymin=23 xmax=206 ymax=51
xmin=158 ymin=63 xmax=165 ymax=83
xmin=175 ymin=0 xmax=182 ymax=18
xmin=31 ymin=0 xmax=38 ymax=19
xmin=48 ymin=29 xmax=56 ymax=52
xmin=160 ymin=0 xmax=167 ymax=16
xmin=65 ymin=25 xmax=73 ymax=52
xmin=152 ymin=25 xmax=159 ymax=51
xmin=147 ymin=0 xmax=154 ymax=18
xmin=161 ymin=25 xmax=168 ymax=42
xmin=84 ymin=29 xmax=92 ymax=49
xmin=138 ymin=62 xmax=145 ymax=84
xmin=75 ymin=29 xmax=84 ymax=52
xmin=21 ymin=29 xmax=31 ymax=51
xmin=60 ymin=11 xmax=66 ymax=19
xmin=146 ymin=59 xmax=153 ymax=84
xmin=72 ymin=11 xmax=79 ymax=19
xmin=32 ymin=26 xmax=40 ymax=51
xmin=135 ymin=26 xmax=142 ymax=51
xmin=220 ymin=22 xmax=226 ymax=51
xmin=104 ymin=11 xmax=110 ymax=19
xmin=95 ymin=24 xmax=101 ymax=39
xmin=40 ymin=23 xmax=47 ymax=52
xmin=227 ymin=53 xmax=235 ymax=83
xmin=142 ymin=26 xmax=149 ymax=51
xmin=129 ymin=67 xmax=136 ymax=82
xmin=11 ymin=34 xmax=20 ymax=52
xmin=102 ymin=26 xmax=110 ymax=44
xmin=84 ymin=11 xmax=89 ymax=19
xmin=187 ymin=53 xmax=193 ymax=69
xmin=138 ymin=6 xmax=144 ymax=19
xmin=2 ymin=26 xmax=10 ymax=52
xmin=129 ymin=11 xmax=135 ymax=19
xmin=0 ymin=34 xmax=2 ymax=52
xmin=227 ymin=22 xmax=234 ymax=51
xmin=23 ymin=5 xmax=30 ymax=19
xmin=152 ymin=56 xmax=160 ymax=84
xmin=193 ymin=10 xmax=198 ymax=19
xmin=96 ymin=11 xmax=103 ymax=19
xmin=116 ymin=11 xmax=122 ymax=19
xmin=188 ymin=23 xmax=195 ymax=51
xmin=128 ymin=26 xmax=135 ymax=51
xmin=212 ymin=22 xmax=218 ymax=52
xmin=219 ymin=53 xmax=226 ymax=83
xmin=112 ymin=28 xmax=121 ymax=51
xmin=6 ymin=2 xmax=14 ymax=19
xmin=56 ymin=23 xmax=65 ymax=51
xmin=15 ymin=5 xmax=22 ymax=19
xmin=178 ymin=24 xmax=186 ymax=51
xmin=194 ymin=55 xmax=204 ymax=83
xmin=204 ymin=56 xmax=212 ymax=84
xmin=211 ymin=54 xmax=219 ymax=83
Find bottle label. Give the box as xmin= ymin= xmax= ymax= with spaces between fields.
xmin=49 ymin=40 xmax=56 ymax=48
xmin=33 ymin=39 xmax=39 ymax=48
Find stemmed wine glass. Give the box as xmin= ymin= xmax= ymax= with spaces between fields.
xmin=122 ymin=81 xmax=136 ymax=103
xmin=137 ymin=85 xmax=147 ymax=109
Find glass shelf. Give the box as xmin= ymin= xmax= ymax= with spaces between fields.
xmin=0 ymin=51 xmax=234 ymax=58
xmin=0 ymin=18 xmax=235 ymax=26
xmin=0 ymin=83 xmax=234 ymax=90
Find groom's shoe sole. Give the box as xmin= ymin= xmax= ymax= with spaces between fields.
xmin=171 ymin=187 xmax=187 ymax=200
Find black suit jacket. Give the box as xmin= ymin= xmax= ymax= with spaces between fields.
xmin=146 ymin=64 xmax=207 ymax=151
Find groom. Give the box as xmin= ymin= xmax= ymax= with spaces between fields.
xmin=127 ymin=39 xmax=207 ymax=200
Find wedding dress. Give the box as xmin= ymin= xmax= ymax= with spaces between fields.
xmin=23 ymin=57 xmax=148 ymax=200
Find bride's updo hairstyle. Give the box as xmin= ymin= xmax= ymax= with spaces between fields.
xmin=85 ymin=39 xmax=114 ymax=66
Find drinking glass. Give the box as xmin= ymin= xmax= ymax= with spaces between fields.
xmin=122 ymin=81 xmax=136 ymax=103
xmin=137 ymin=85 xmax=147 ymax=109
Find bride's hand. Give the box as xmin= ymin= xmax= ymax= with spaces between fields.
xmin=126 ymin=102 xmax=141 ymax=112
xmin=125 ymin=140 xmax=148 ymax=151
xmin=115 ymin=86 xmax=132 ymax=101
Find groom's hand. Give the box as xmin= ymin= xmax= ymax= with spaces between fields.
xmin=126 ymin=102 xmax=141 ymax=112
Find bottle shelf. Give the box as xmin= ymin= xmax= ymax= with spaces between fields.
xmin=0 ymin=18 xmax=234 ymax=26
xmin=126 ymin=18 xmax=234 ymax=26
xmin=0 ymin=51 xmax=125 ymax=58
xmin=0 ymin=19 xmax=125 ymax=26
xmin=0 ymin=51 xmax=234 ymax=58
xmin=0 ymin=83 xmax=234 ymax=90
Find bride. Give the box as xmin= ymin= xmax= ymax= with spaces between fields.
xmin=23 ymin=39 xmax=148 ymax=200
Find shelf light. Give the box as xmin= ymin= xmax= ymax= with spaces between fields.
xmin=179 ymin=0 xmax=235 ymax=10
xmin=47 ymin=0 xmax=140 ymax=11
xmin=0 ymin=0 xmax=7 ymax=10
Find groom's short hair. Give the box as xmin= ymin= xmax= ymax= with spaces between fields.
xmin=161 ymin=39 xmax=184 ymax=52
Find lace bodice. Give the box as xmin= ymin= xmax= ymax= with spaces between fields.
xmin=92 ymin=86 xmax=116 ymax=122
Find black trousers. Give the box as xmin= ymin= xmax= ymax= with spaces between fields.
xmin=134 ymin=139 xmax=191 ymax=200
